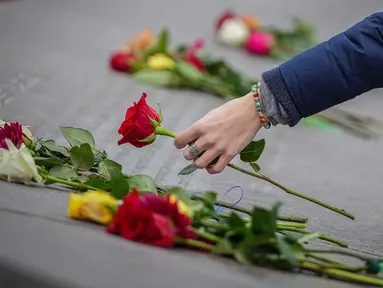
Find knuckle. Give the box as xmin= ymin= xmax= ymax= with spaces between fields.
xmin=215 ymin=144 xmax=226 ymax=154
xmin=209 ymin=165 xmax=224 ymax=174
xmin=193 ymin=123 xmax=204 ymax=134
xmin=204 ymin=136 xmax=216 ymax=147
xmin=183 ymin=149 xmax=193 ymax=160
xmin=226 ymin=150 xmax=237 ymax=159
xmin=194 ymin=160 xmax=206 ymax=169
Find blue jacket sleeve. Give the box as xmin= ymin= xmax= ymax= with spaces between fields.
xmin=262 ymin=12 xmax=383 ymax=126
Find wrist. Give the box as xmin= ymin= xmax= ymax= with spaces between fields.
xmin=251 ymin=83 xmax=271 ymax=129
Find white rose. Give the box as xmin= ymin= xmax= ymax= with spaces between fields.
xmin=217 ymin=18 xmax=250 ymax=46
xmin=0 ymin=119 xmax=33 ymax=139
xmin=0 ymin=139 xmax=42 ymax=183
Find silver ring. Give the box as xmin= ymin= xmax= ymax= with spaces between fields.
xmin=188 ymin=144 xmax=201 ymax=157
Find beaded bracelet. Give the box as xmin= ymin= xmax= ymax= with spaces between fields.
xmin=251 ymin=83 xmax=271 ymax=129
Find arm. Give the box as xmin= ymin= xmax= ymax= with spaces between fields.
xmin=262 ymin=12 xmax=383 ymax=127
xmin=174 ymin=12 xmax=383 ymax=174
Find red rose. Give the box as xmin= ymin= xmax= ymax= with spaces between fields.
xmin=109 ymin=51 xmax=138 ymax=72
xmin=117 ymin=93 xmax=160 ymax=147
xmin=0 ymin=122 xmax=23 ymax=150
xmin=216 ymin=10 xmax=237 ymax=30
xmin=185 ymin=54 xmax=205 ymax=71
xmin=184 ymin=39 xmax=205 ymax=71
xmin=107 ymin=189 xmax=195 ymax=248
xmin=107 ymin=189 xmax=175 ymax=247
xmin=144 ymin=194 xmax=195 ymax=239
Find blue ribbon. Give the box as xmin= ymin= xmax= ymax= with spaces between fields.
xmin=190 ymin=185 xmax=244 ymax=222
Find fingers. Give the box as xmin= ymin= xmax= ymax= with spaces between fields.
xmin=206 ymin=153 xmax=234 ymax=174
xmin=182 ymin=137 xmax=209 ymax=160
xmin=174 ymin=124 xmax=201 ymax=149
xmin=193 ymin=149 xmax=221 ymax=170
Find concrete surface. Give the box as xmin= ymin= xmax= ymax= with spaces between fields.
xmin=0 ymin=0 xmax=383 ymax=287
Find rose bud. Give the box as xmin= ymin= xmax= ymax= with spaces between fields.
xmin=242 ymin=14 xmax=261 ymax=30
xmin=246 ymin=30 xmax=276 ymax=55
xmin=109 ymin=51 xmax=138 ymax=73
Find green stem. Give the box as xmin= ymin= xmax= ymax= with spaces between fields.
xmin=276 ymin=222 xmax=306 ymax=229
xmin=42 ymin=174 xmax=97 ymax=190
xmin=301 ymin=261 xmax=383 ymax=286
xmin=155 ymin=126 xmax=177 ymax=138
xmin=306 ymin=253 xmax=365 ymax=272
xmin=191 ymin=196 xmax=307 ymax=224
xmin=278 ymin=227 xmax=348 ymax=248
xmin=277 ymin=215 xmax=308 ymax=223
xmin=227 ymin=163 xmax=355 ymax=220
xmin=240 ymin=217 xmax=306 ymax=229
xmin=175 ymin=237 xmax=215 ymax=251
xmin=202 ymin=218 xmax=306 ymax=233
xmin=38 ymin=167 xmax=98 ymax=191
xmin=303 ymin=260 xmax=365 ymax=273
xmin=304 ymin=248 xmax=383 ymax=262
xmin=184 ymin=79 xmax=235 ymax=98
xmin=215 ymin=202 xmax=308 ymax=223
xmin=193 ymin=228 xmax=221 ymax=243
xmin=306 ymin=253 xmax=344 ymax=265
xmin=201 ymin=219 xmax=228 ymax=231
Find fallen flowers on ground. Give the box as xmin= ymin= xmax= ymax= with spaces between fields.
xmin=215 ymin=10 xmax=317 ymax=61
xmin=109 ymin=28 xmax=258 ymax=98
xmin=1 ymin=95 xmax=383 ymax=286
xmin=107 ymin=27 xmax=379 ymax=141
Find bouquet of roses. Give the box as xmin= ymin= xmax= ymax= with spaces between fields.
xmin=2 ymin=94 xmax=383 ymax=286
xmin=109 ymin=28 xmax=258 ymax=98
xmin=215 ymin=10 xmax=317 ymax=62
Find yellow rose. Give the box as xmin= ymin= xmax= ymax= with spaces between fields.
xmin=68 ymin=191 xmax=117 ymax=226
xmin=169 ymin=195 xmax=191 ymax=217
xmin=147 ymin=54 xmax=175 ymax=70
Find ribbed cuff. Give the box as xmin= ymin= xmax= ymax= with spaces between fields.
xmin=262 ymin=67 xmax=302 ymax=127
xmin=259 ymin=78 xmax=290 ymax=126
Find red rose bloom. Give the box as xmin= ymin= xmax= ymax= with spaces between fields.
xmin=109 ymin=51 xmax=138 ymax=73
xmin=117 ymin=93 xmax=160 ymax=147
xmin=185 ymin=54 xmax=205 ymax=71
xmin=0 ymin=122 xmax=24 ymax=150
xmin=107 ymin=189 xmax=195 ymax=248
xmin=107 ymin=189 xmax=175 ymax=247
xmin=144 ymin=194 xmax=195 ymax=239
xmin=184 ymin=39 xmax=205 ymax=71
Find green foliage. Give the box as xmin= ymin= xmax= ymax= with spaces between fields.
xmin=70 ymin=143 xmax=95 ymax=170
xmin=240 ymin=139 xmax=265 ymax=163
xmin=40 ymin=140 xmax=70 ymax=157
xmin=49 ymin=165 xmax=77 ymax=180
xmin=174 ymin=60 xmax=204 ymax=81
xmin=178 ymin=164 xmax=197 ymax=176
xmin=98 ymin=159 xmax=122 ymax=179
xmin=127 ymin=174 xmax=157 ymax=194
xmin=134 ymin=70 xmax=181 ymax=86
xmin=59 ymin=127 xmax=96 ymax=148
xmin=142 ymin=28 xmax=169 ymax=59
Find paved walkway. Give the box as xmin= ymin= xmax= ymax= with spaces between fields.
xmin=0 ymin=0 xmax=382 ymax=287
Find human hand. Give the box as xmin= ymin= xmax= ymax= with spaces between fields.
xmin=174 ymin=93 xmax=263 ymax=174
